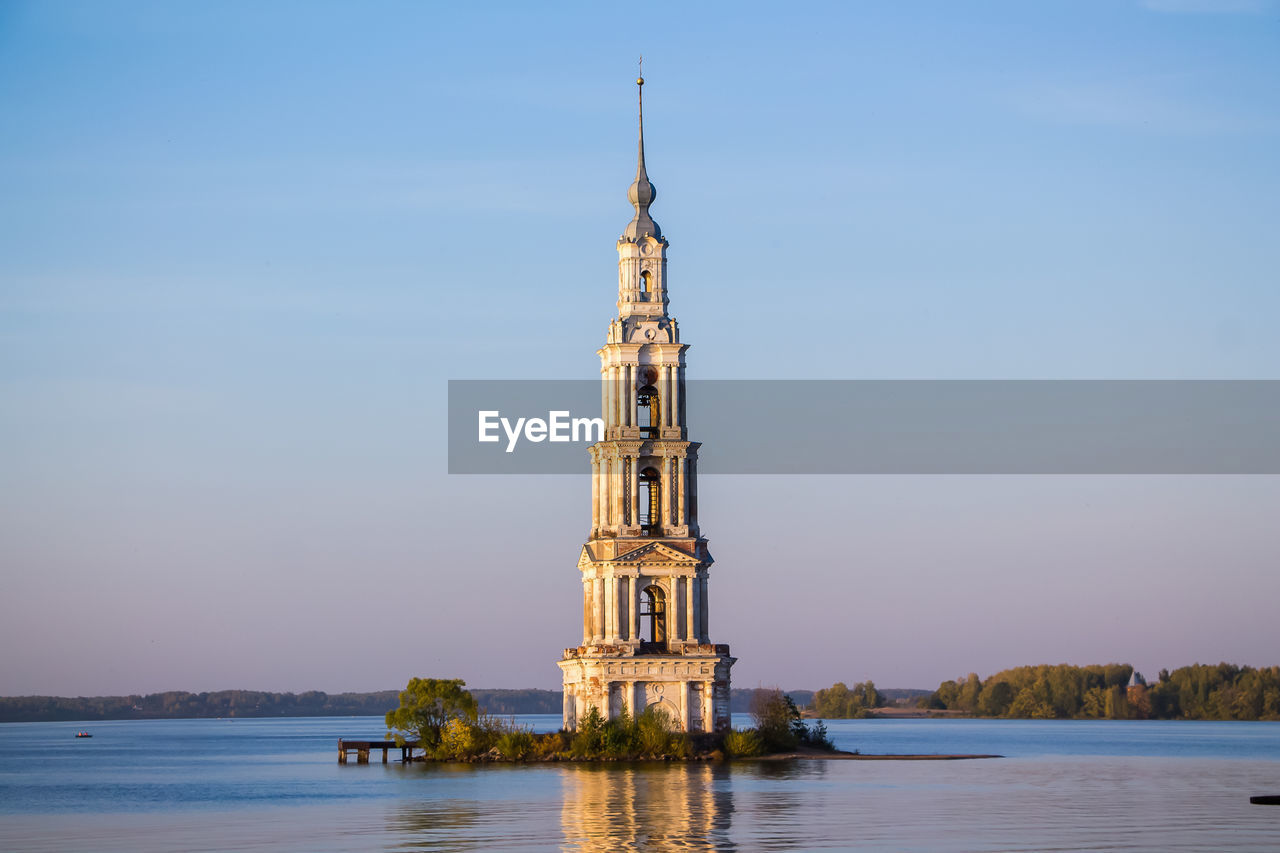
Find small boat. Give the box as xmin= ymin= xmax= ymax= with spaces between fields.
xmin=75 ymin=731 xmax=92 ymax=738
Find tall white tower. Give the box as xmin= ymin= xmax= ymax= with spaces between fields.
xmin=558 ymin=76 xmax=735 ymax=732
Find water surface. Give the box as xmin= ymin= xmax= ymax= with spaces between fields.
xmin=1 ymin=717 xmax=1277 ymax=851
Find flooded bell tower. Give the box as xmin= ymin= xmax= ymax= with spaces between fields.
xmin=558 ymin=74 xmax=735 ymax=732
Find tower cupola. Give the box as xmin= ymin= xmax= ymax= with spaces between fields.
xmin=616 ymin=74 xmax=670 ymax=321
xmin=622 ymin=75 xmax=661 ymax=241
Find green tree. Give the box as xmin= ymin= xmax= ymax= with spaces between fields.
xmin=978 ymin=681 xmax=1013 ymax=717
xmin=1081 ymin=686 xmax=1106 ymax=719
xmin=812 ymin=682 xmax=854 ymax=717
xmin=855 ymin=680 xmax=884 ymax=711
xmin=1103 ymin=685 xmax=1129 ymax=720
xmin=931 ymin=679 xmax=960 ymax=710
xmin=957 ymin=673 xmax=983 ymax=714
xmin=750 ymin=688 xmax=802 ymax=751
xmin=385 ymin=678 xmax=478 ymax=752
xmin=1007 ymin=686 xmax=1054 ymax=719
xmin=812 ymin=680 xmax=883 ymax=718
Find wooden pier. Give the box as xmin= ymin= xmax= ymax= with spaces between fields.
xmin=337 ymin=738 xmax=418 ymax=764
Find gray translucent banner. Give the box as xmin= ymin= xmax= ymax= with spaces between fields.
xmin=448 ymin=380 xmax=1280 ymax=474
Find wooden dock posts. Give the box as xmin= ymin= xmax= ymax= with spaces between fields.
xmin=337 ymin=738 xmax=418 ymax=764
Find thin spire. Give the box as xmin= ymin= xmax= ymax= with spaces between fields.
xmin=637 ymin=56 xmax=646 ymax=181
xmin=624 ymin=62 xmax=661 ymax=240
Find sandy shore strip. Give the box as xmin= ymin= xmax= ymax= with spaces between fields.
xmin=756 ymin=751 xmax=1003 ymax=761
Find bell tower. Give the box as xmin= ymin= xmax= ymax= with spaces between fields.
xmin=558 ymin=75 xmax=735 ymax=733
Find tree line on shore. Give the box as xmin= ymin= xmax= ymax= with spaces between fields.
xmin=0 ymin=688 xmax=562 ymax=723
xmin=777 ymin=664 xmax=1280 ymax=721
xmin=921 ymin=663 xmax=1280 ymax=721
xmin=7 ymin=664 xmax=1275 ymax=723
xmin=0 ymin=687 xmax=807 ymax=723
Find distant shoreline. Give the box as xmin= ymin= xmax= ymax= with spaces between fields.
xmin=803 ymin=707 xmax=967 ymax=720
xmin=0 ymin=687 xmax=838 ymax=724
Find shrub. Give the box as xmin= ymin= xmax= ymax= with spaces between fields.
xmin=600 ymin=710 xmax=639 ymax=758
xmin=805 ymin=719 xmax=834 ymax=750
xmin=569 ymin=706 xmax=607 ymax=758
xmin=723 ymin=728 xmax=764 ymax=758
xmin=637 ymin=706 xmax=679 ymax=757
xmin=533 ymin=731 xmax=569 ymax=760
xmin=496 ymin=730 xmax=535 ymax=760
xmin=469 ymin=712 xmax=516 ymax=754
xmin=438 ymin=718 xmax=476 ymax=760
xmin=666 ymin=732 xmax=692 ymax=759
xmin=564 ymin=704 xmax=696 ymax=760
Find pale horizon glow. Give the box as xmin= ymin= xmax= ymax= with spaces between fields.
xmin=2 ymin=0 xmax=1278 ymax=697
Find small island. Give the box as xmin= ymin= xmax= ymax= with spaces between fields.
xmin=358 ymin=678 xmax=999 ymax=765
xmin=376 ymin=678 xmax=835 ymax=763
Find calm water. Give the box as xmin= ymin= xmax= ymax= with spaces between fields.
xmin=1 ymin=716 xmax=1277 ymax=851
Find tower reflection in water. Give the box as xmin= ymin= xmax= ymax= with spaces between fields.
xmin=561 ymin=762 xmax=735 ymax=852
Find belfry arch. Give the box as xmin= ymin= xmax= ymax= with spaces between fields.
xmin=636 ymin=384 xmax=659 ymax=439
xmin=639 ymin=583 xmax=667 ymax=650
xmin=638 ymin=466 xmax=661 ymax=533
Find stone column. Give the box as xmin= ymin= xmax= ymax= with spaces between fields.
xmin=698 ymin=577 xmax=709 ymax=642
xmin=613 ymin=456 xmax=623 ymax=528
xmin=593 ymin=577 xmax=605 ymax=643
xmin=604 ymin=457 xmax=613 ymax=528
xmin=615 ymin=364 xmax=625 ymax=427
xmin=628 ymin=455 xmax=639 ymax=528
xmin=631 ymin=577 xmax=642 ymax=641
xmin=661 ymin=364 xmax=672 ymax=428
xmin=582 ymin=579 xmax=592 ymax=644
xmin=677 ymin=457 xmax=686 ymax=525
xmin=673 ymin=365 xmax=682 ymax=427
xmin=599 ymin=457 xmax=609 ymax=528
xmin=604 ymin=576 xmax=615 ymax=640
xmin=629 ymin=365 xmax=639 ymax=427
xmin=619 ymin=365 xmax=628 ymax=426
xmin=614 ymin=573 xmax=624 ymax=635
xmin=685 ymin=575 xmax=696 ymax=642
xmin=590 ymin=455 xmax=600 ymax=531
xmin=658 ymin=456 xmax=669 ymax=532
xmin=606 ymin=365 xmax=616 ymax=429
xmin=616 ymin=364 xmax=625 ymax=428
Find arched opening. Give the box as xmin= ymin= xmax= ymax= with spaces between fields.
xmin=638 ymin=466 xmax=661 ymax=534
xmin=639 ymin=270 xmax=651 ymax=295
xmin=636 ymin=384 xmax=659 ymax=439
xmin=639 ymin=584 xmax=666 ymax=652
xmin=643 ymin=700 xmax=681 ymax=730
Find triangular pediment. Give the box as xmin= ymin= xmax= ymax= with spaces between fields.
xmin=613 ymin=541 xmax=701 ymax=565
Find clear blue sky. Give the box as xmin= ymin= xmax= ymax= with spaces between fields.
xmin=2 ymin=0 xmax=1278 ymax=695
